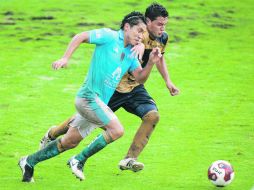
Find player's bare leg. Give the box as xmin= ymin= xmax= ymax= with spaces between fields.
xmin=39 ymin=116 xmax=74 ymax=149
xmin=119 ymin=110 xmax=159 ymax=172
xmin=49 ymin=116 xmax=75 ymax=139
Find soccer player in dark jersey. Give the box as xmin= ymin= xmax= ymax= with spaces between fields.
xmin=39 ymin=3 xmax=179 ymax=172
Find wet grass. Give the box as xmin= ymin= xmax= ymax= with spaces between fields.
xmin=0 ymin=0 xmax=253 ymax=189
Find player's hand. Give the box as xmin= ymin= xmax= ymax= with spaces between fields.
xmin=52 ymin=57 xmax=68 ymax=70
xmin=149 ymin=47 xmax=162 ymax=65
xmin=131 ymin=42 xmax=145 ymax=61
xmin=166 ymin=81 xmax=180 ymax=96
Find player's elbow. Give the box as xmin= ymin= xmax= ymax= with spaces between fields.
xmin=135 ymin=77 xmax=147 ymax=84
xmin=75 ymin=32 xmax=89 ymax=43
xmin=134 ymin=73 xmax=146 ymax=84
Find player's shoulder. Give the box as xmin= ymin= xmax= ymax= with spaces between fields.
xmin=94 ymin=28 xmax=117 ymax=36
xmin=100 ymin=28 xmax=117 ymax=35
xmin=100 ymin=28 xmax=119 ymax=41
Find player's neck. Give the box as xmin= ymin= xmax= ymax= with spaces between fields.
xmin=148 ymin=32 xmax=156 ymax=40
xmin=123 ymin=36 xmax=129 ymax=47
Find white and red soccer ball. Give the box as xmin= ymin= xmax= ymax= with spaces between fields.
xmin=208 ymin=160 xmax=234 ymax=187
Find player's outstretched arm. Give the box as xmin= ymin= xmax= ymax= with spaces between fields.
xmin=132 ymin=47 xmax=162 ymax=84
xmin=52 ymin=32 xmax=89 ymax=70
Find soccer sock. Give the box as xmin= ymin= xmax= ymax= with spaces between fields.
xmin=48 ymin=116 xmax=74 ymax=140
xmin=27 ymin=139 xmax=64 ymax=167
xmin=75 ymin=132 xmax=111 ymax=164
xmin=126 ymin=111 xmax=159 ymax=159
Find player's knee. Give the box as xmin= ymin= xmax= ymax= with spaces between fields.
xmin=67 ymin=140 xmax=79 ymax=149
xmin=106 ymin=119 xmax=124 ymax=140
xmin=114 ymin=127 xmax=124 ymax=139
xmin=110 ymin=125 xmax=124 ymax=140
xmin=118 ymin=127 xmax=124 ymax=138
xmin=60 ymin=138 xmax=80 ymax=150
xmin=143 ymin=111 xmax=160 ymax=126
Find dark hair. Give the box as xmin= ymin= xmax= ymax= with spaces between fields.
xmin=145 ymin=3 xmax=168 ymax=21
xmin=120 ymin=11 xmax=146 ymax=29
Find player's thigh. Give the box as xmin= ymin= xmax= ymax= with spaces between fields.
xmin=123 ymin=85 xmax=158 ymax=118
xmin=134 ymin=103 xmax=158 ymax=119
xmin=69 ymin=112 xmax=98 ymax=139
xmin=75 ymin=97 xmax=123 ymax=140
xmin=75 ymin=97 xmax=116 ymax=126
xmin=108 ymin=90 xmax=130 ymax=112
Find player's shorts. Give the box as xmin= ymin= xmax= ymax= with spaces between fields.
xmin=108 ymin=84 xmax=158 ymax=118
xmin=69 ymin=97 xmax=117 ymax=138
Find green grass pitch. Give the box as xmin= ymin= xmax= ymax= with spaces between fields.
xmin=0 ymin=0 xmax=253 ymax=189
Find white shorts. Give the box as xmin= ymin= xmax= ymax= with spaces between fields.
xmin=69 ymin=97 xmax=117 ymax=138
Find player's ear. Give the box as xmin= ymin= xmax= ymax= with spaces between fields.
xmin=146 ymin=17 xmax=151 ymax=25
xmin=124 ymin=23 xmax=130 ymax=31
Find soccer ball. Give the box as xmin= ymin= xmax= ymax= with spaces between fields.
xmin=208 ymin=160 xmax=234 ymax=187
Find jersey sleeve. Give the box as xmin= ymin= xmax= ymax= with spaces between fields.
xmin=88 ymin=28 xmax=115 ymax=45
xmin=128 ymin=58 xmax=140 ymax=73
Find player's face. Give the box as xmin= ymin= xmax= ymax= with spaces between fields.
xmin=147 ymin=16 xmax=168 ymax=38
xmin=125 ymin=22 xmax=146 ymax=46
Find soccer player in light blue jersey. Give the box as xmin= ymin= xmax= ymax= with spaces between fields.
xmin=40 ymin=3 xmax=180 ymax=173
xmin=19 ymin=11 xmax=162 ymax=182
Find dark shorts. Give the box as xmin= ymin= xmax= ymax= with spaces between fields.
xmin=108 ymin=84 xmax=158 ymax=118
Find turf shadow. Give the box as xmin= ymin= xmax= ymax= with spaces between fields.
xmin=77 ymin=22 xmax=105 ymax=27
xmin=211 ymin=23 xmax=234 ymax=29
xmin=31 ymin=16 xmax=55 ymax=20
xmin=188 ymin=31 xmax=203 ymax=38
xmin=169 ymin=35 xmax=182 ymax=43
xmin=2 ymin=11 xmax=14 ymax=16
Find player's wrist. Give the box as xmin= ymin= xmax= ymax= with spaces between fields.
xmin=166 ymin=79 xmax=173 ymax=86
xmin=61 ymin=57 xmax=70 ymax=63
xmin=62 ymin=56 xmax=69 ymax=60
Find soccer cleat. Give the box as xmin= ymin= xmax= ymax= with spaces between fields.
xmin=39 ymin=126 xmax=55 ymax=149
xmin=18 ymin=156 xmax=34 ymax=182
xmin=67 ymin=156 xmax=85 ymax=181
xmin=118 ymin=158 xmax=144 ymax=172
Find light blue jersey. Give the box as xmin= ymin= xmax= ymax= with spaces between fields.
xmin=77 ymin=28 xmax=140 ymax=104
